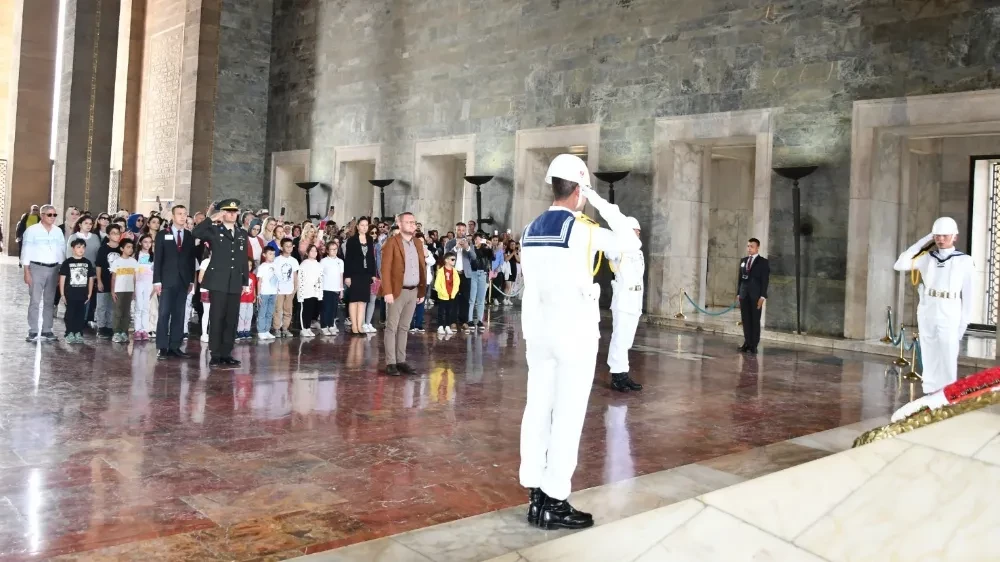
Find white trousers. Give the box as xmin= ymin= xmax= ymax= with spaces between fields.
xmin=608 ymin=310 xmax=640 ymax=373
xmin=184 ymin=292 xmax=194 ymax=334
xmin=519 ymin=338 xmax=598 ymax=501
xmin=134 ymin=282 xmax=153 ymax=332
xmin=918 ymin=311 xmax=960 ymax=395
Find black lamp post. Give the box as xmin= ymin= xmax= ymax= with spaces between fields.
xmin=464 ymin=175 xmax=495 ymax=227
xmin=594 ymin=171 xmax=630 ymax=204
xmin=368 ymin=179 xmax=394 ymax=219
xmin=772 ymin=165 xmax=818 ymax=335
xmin=295 ymin=182 xmax=322 ymax=221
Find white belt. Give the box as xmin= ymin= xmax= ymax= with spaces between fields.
xmin=926 ymin=289 xmax=959 ymax=299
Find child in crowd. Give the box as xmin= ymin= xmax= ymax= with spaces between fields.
xmin=59 ymin=239 xmax=96 ymax=343
xmin=95 ymin=224 xmax=123 ymax=339
xmin=273 ymin=239 xmax=299 ymax=338
xmin=320 ymin=240 xmax=344 ymax=335
xmin=198 ymin=244 xmax=212 ymax=343
xmin=410 ymin=235 xmax=437 ymax=333
xmin=255 ymin=246 xmax=279 ymax=340
xmin=238 ymin=256 xmax=257 ymax=340
xmin=109 ymin=239 xmax=137 ymax=343
xmin=133 ymin=234 xmax=155 ymax=341
xmin=434 ymin=251 xmax=460 ymax=335
xmin=297 ymin=244 xmax=323 ymax=337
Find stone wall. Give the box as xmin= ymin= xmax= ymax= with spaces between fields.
xmin=266 ymin=0 xmax=1000 ymax=336
xmin=211 ymin=0 xmax=273 ymax=209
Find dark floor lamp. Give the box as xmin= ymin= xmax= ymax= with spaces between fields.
xmin=464 ymin=175 xmax=495 ymax=227
xmin=295 ymin=182 xmax=322 ymax=221
xmin=594 ymin=171 xmax=630 ymax=204
xmin=368 ymin=179 xmax=394 ymax=219
xmin=772 ymin=166 xmax=818 ymax=335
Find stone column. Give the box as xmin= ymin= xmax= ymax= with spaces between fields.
xmin=52 ymin=0 xmax=122 ymax=215
xmin=4 ymin=0 xmax=60 ymax=245
xmin=109 ymin=0 xmax=144 ymax=212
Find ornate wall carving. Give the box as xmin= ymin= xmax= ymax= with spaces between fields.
xmin=140 ymin=24 xmax=183 ymax=202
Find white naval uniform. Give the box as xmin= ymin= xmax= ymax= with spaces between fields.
xmin=607 ymin=249 xmax=644 ymax=374
xmin=518 ymin=193 xmax=641 ymax=502
xmin=894 ymin=235 xmax=974 ymax=394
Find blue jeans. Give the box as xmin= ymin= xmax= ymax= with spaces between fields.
xmin=257 ymin=294 xmax=276 ymax=333
xmin=411 ymin=301 xmax=425 ymax=329
xmin=467 ymin=271 xmax=487 ymax=323
xmin=322 ymin=290 xmax=341 ymax=328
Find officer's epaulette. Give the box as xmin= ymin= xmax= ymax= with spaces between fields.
xmin=576 ymin=213 xmax=599 ymax=227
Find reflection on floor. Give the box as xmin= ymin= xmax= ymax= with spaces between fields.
xmin=0 ymin=262 xmax=966 ymax=561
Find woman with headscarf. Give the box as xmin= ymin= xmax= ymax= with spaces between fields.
xmin=125 ymin=213 xmax=145 ymax=240
xmin=247 ymin=219 xmax=265 ymax=267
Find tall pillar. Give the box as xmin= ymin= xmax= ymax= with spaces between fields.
xmin=52 ymin=0 xmax=122 ymax=215
xmin=109 ymin=0 xmax=144 ymax=212
xmin=4 ymin=0 xmax=60 ymax=246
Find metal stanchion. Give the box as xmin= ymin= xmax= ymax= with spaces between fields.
xmin=893 ymin=324 xmax=911 ymax=367
xmin=903 ymin=334 xmax=922 ymax=381
xmin=880 ymin=305 xmax=893 ymax=343
xmin=674 ymin=289 xmax=686 ymax=319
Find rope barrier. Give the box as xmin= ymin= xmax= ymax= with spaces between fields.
xmin=683 ymin=291 xmax=739 ymax=316
xmin=890 ymin=326 xmax=906 ymax=347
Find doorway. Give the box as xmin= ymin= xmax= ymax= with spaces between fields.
xmin=270 ymin=150 xmax=310 ymax=223
xmin=332 ymin=144 xmax=382 ymax=225
xmin=413 ymin=135 xmax=476 ymax=231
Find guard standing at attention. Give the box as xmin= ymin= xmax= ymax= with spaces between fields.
xmin=607 ymin=216 xmax=644 ymax=393
xmin=193 ymin=199 xmax=249 ymax=367
xmin=737 ymin=237 xmax=769 ymax=354
xmin=893 ymin=217 xmax=974 ymax=394
xmin=519 ymin=154 xmax=641 ymax=530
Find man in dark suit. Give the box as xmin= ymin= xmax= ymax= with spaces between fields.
xmin=193 ymin=199 xmax=249 ymax=367
xmin=736 ymin=237 xmax=769 ymax=354
xmin=154 ymin=205 xmax=197 ymax=359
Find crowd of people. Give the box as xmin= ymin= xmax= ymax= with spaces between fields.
xmin=14 ymin=202 xmax=524 ymax=348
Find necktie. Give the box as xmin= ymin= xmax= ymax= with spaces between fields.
xmin=176 ymin=229 xmax=183 ymax=251
xmin=746 ymin=256 xmax=752 ymax=273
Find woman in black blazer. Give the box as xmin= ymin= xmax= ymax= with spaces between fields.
xmin=343 ymin=217 xmax=376 ymax=335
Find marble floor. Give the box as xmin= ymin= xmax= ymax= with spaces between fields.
xmin=0 ymin=260 xmax=966 ymax=561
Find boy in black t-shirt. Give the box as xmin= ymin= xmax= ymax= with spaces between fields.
xmin=60 ymin=239 xmax=96 ymax=343
xmin=95 ymin=224 xmax=123 ymax=338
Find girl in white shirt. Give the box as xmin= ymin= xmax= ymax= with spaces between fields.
xmin=320 ymin=240 xmax=345 ymax=335
xmin=297 ymin=245 xmax=324 ymax=337
xmin=198 ymin=246 xmax=212 ymax=343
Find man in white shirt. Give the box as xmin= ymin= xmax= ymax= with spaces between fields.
xmin=21 ymin=204 xmax=67 ymax=341
xmin=444 ymin=222 xmax=471 ymax=328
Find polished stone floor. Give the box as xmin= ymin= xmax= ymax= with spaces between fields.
xmin=0 ymin=260 xmax=957 ymax=560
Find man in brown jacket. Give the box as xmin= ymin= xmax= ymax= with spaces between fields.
xmin=379 ymin=212 xmax=427 ymax=376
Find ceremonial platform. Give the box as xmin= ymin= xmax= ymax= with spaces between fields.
xmin=0 ymin=260 xmax=979 ymax=561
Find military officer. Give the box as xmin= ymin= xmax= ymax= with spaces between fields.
xmin=607 ymin=216 xmax=644 ymax=392
xmin=893 ymin=217 xmax=974 ymax=394
xmin=519 ymin=154 xmax=641 ymax=530
xmin=193 ymin=199 xmax=250 ymax=366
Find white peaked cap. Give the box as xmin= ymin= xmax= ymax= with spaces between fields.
xmin=626 ymin=216 xmax=640 ymax=230
xmin=545 ymin=154 xmax=592 ymax=189
xmin=931 ymin=216 xmax=959 ymax=235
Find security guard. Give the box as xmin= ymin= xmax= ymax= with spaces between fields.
xmin=519 ymin=154 xmax=641 ymax=530
xmin=193 ymin=199 xmax=250 ymax=366
xmin=607 ymin=216 xmax=644 ymax=392
xmin=893 ymin=216 xmax=974 ymax=394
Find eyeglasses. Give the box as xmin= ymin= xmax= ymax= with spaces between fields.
xmin=44 ymin=213 xmax=58 ymax=218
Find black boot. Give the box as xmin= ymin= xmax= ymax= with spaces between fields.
xmin=624 ymin=374 xmax=643 ymax=392
xmin=610 ymin=373 xmax=631 ymax=393
xmin=539 ymin=497 xmax=594 ymax=530
xmin=527 ymin=488 xmax=545 ymax=525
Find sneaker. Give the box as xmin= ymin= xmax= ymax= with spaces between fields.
xmin=25 ymin=332 xmax=38 ymax=343
xmin=149 ymin=331 xmax=156 ymax=338
xmin=98 ymin=328 xmax=112 ymax=339
xmin=477 ymin=321 xmax=486 ymax=332
xmin=41 ymin=332 xmax=58 ymax=342
xmin=329 ymin=326 xmax=339 ymax=335
xmin=437 ymin=326 xmax=446 ymax=335
xmin=366 ymin=323 xmax=377 ymax=333
xmin=464 ymin=323 xmax=474 ymax=332
xmin=200 ymin=333 xmax=209 ymax=343
xmin=88 ymin=321 xmax=97 ymax=330
xmin=445 ymin=326 xmax=454 ymax=335
xmin=301 ymin=328 xmax=314 ymax=337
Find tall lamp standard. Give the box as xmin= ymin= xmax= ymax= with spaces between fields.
xmin=772 ymin=165 xmax=818 ymax=335
xmin=295 ymin=182 xmax=322 ymax=221
xmin=594 ymin=171 xmax=630 ymax=204
xmin=368 ymin=179 xmax=394 ymax=219
xmin=464 ymin=175 xmax=495 ymax=227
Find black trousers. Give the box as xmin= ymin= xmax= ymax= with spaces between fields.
xmin=740 ymin=295 xmax=763 ymax=348
xmin=300 ymin=297 xmax=319 ymax=328
xmin=456 ymin=274 xmax=470 ymax=323
xmin=65 ymin=299 xmax=88 ymax=333
xmin=157 ymin=285 xmax=188 ymax=351
xmin=436 ymin=299 xmax=455 ymax=327
xmin=208 ymin=290 xmax=240 ymax=357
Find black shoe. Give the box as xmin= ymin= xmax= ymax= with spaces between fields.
xmin=610 ymin=373 xmax=631 ymax=393
xmin=527 ymin=488 xmax=546 ymax=525
xmin=539 ymin=498 xmax=593 ymax=530
xmin=40 ymin=332 xmax=58 ymax=342
xmin=748 ymin=347 xmax=757 ymax=355
xmin=476 ymin=321 xmax=485 ymax=332
xmin=222 ymin=357 xmax=241 ymax=366
xmin=209 ymin=356 xmax=222 ymax=366
xmin=25 ymin=333 xmax=38 ymax=343
xmin=386 ymin=364 xmax=399 ymax=376
xmin=397 ymin=363 xmax=417 ymax=375
xmin=157 ymin=349 xmax=171 ymax=360
xmin=738 ymin=344 xmax=748 ymax=352
xmin=98 ymin=328 xmax=113 ymax=339
xmin=624 ymin=375 xmax=643 ymax=392
xmin=171 ymin=349 xmax=190 ymax=359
